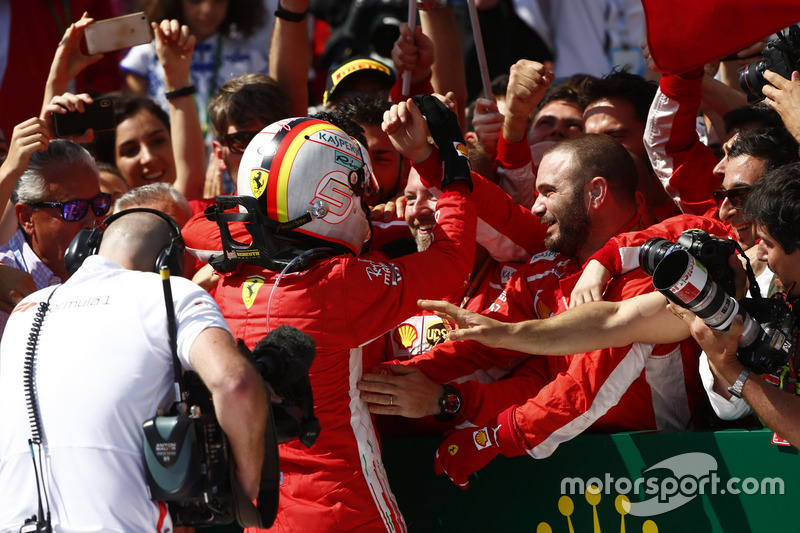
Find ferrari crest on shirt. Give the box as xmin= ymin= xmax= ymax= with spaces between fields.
xmin=243 ymin=276 xmax=265 ymax=309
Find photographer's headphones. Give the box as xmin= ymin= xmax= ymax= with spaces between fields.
xmin=64 ymin=208 xmax=186 ymax=276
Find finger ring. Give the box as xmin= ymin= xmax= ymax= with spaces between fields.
xmin=766 ymin=97 xmax=772 ymax=107
xmin=389 ymin=396 xmax=394 ymax=406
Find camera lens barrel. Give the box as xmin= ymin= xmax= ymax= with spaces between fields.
xmin=652 ymin=250 xmax=738 ymax=329
xmin=639 ymin=238 xmax=674 ymax=276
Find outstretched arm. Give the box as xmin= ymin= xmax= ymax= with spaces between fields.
xmin=42 ymin=12 xmax=104 ymax=115
xmin=153 ymin=19 xmax=206 ymax=201
xmin=418 ymin=290 xmax=689 ymax=354
xmin=269 ymin=0 xmax=310 ymax=116
xmin=674 ymin=309 xmax=800 ymax=448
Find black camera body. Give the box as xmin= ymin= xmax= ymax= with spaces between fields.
xmin=738 ymin=293 xmax=796 ymax=374
xmin=740 ymin=25 xmax=800 ymax=101
xmin=641 ymin=230 xmax=795 ymax=374
xmin=143 ymin=372 xmax=236 ymax=526
xmin=143 ymin=326 xmax=317 ymax=527
xmin=640 ymin=229 xmax=739 ymax=297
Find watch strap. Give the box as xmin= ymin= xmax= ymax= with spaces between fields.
xmin=434 ymin=384 xmax=462 ymax=422
xmin=727 ymin=367 xmax=751 ymax=399
xmin=275 ymin=3 xmax=308 ymax=22
xmin=165 ymin=85 xmax=196 ymax=100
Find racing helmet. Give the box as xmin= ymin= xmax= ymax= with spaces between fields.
xmin=237 ymin=117 xmax=379 ymax=255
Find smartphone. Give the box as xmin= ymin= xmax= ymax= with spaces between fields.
xmin=53 ymin=98 xmax=116 ymax=138
xmin=84 ymin=12 xmax=150 ymax=55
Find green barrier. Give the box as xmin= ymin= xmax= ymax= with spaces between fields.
xmin=382 ymin=428 xmax=798 ymax=533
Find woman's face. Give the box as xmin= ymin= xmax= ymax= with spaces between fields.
xmin=114 ymin=109 xmax=176 ymax=189
xmin=181 ymin=0 xmax=229 ymax=42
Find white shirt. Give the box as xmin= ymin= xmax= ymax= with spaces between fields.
xmin=0 ymin=228 xmax=60 ymax=338
xmin=120 ymin=30 xmax=270 ymax=139
xmin=700 ymin=264 xmax=776 ymax=420
xmin=0 ymin=255 xmax=229 ymax=533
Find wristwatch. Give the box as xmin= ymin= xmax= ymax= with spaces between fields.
xmin=727 ymin=368 xmax=751 ymax=399
xmin=434 ymin=384 xmax=462 ymax=422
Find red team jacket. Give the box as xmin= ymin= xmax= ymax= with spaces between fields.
xmin=404 ymin=245 xmax=706 ymax=458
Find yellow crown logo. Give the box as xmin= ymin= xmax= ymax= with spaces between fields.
xmin=537 ymin=485 xmax=658 ymax=533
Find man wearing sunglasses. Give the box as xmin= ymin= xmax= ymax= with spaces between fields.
xmin=208 ymin=73 xmax=292 ymax=194
xmin=0 ymin=140 xmax=108 ymax=337
xmin=712 ymin=127 xmax=799 ymax=252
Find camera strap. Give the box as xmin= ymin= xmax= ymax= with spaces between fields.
xmin=156 ymin=266 xmax=280 ymax=528
xmin=159 ymin=266 xmax=186 ymax=404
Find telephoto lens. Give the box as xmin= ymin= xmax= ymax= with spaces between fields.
xmin=652 ymin=249 xmax=759 ymax=343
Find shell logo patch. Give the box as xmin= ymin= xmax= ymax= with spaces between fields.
xmin=447 ymin=444 xmax=459 ymax=456
xmin=454 ymin=142 xmax=467 ymax=157
xmin=395 ymin=323 xmax=418 ymax=348
xmin=473 ymin=428 xmax=492 ymax=450
xmin=250 ymin=168 xmax=268 ymax=198
xmin=535 ymin=297 xmax=552 ymax=319
xmin=242 ymin=276 xmax=265 ymax=309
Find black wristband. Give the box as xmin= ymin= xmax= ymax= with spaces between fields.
xmin=165 ymin=85 xmax=196 ymax=100
xmin=275 ymin=3 xmax=308 ymax=22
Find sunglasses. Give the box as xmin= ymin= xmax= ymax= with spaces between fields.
xmin=712 ymin=186 xmax=753 ymax=210
xmin=220 ymin=130 xmax=259 ymax=154
xmin=29 ymin=192 xmax=113 ymax=221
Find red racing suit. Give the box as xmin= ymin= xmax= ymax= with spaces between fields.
xmin=589 ymin=214 xmax=732 ymax=278
xmin=404 ymin=246 xmax=705 ymax=458
xmin=215 ymin=159 xmax=476 ymax=532
xmin=644 ymin=70 xmax=722 ymax=219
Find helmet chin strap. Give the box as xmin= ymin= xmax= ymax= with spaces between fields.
xmin=205 ymin=195 xmax=334 ymax=274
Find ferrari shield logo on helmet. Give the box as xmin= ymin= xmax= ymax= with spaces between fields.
xmin=250 ymin=168 xmax=269 ymax=199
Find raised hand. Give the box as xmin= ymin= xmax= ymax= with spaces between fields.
xmin=153 ymin=19 xmax=196 ymax=90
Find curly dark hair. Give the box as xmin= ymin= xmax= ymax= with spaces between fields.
xmin=579 ymin=69 xmax=658 ymax=126
xmin=727 ymin=127 xmax=800 ymax=171
xmin=139 ymin=0 xmax=267 ymax=38
xmin=329 ymin=96 xmax=391 ymax=127
xmin=744 ymin=162 xmax=800 ymax=255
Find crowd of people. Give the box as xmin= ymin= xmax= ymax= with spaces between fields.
xmin=2 ymin=1 xmax=800 ymax=532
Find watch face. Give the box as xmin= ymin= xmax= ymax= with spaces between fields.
xmin=442 ymin=393 xmax=461 ymax=414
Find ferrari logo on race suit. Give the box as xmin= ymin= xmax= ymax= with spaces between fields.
xmin=448 ymin=444 xmax=459 ymax=456
xmin=250 ymin=168 xmax=268 ymax=199
xmin=243 ymin=276 xmax=265 ymax=309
